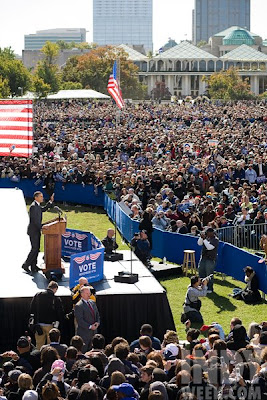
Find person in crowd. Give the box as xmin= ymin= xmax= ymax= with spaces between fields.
xmin=152 ymin=212 xmax=169 ymax=231
xmin=30 ymin=281 xmax=64 ymax=350
xmin=40 ymin=329 xmax=68 ymax=361
xmin=131 ymin=231 xmax=152 ymax=268
xmin=233 ymin=266 xmax=262 ymax=304
xmin=182 ymin=276 xmax=208 ymax=326
xmin=74 ymin=286 xmax=100 ymax=353
xmin=102 ymin=228 xmax=119 ymax=254
xmin=22 ymin=191 xmax=54 ymax=274
xmin=130 ymin=324 xmax=161 ymax=352
xmin=197 ymin=228 xmax=219 ymax=293
xmin=175 ymin=221 xmax=188 ymax=234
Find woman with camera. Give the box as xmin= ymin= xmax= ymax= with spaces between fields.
xmin=182 ymin=276 xmax=208 ymax=326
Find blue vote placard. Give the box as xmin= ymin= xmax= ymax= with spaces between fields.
xmin=69 ymin=247 xmax=104 ymax=287
xmin=62 ymin=228 xmax=91 ymax=257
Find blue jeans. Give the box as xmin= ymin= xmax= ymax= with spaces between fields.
xmin=198 ymin=257 xmax=215 ymax=291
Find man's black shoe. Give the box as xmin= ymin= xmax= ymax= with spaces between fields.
xmin=22 ymin=265 xmax=31 ymax=273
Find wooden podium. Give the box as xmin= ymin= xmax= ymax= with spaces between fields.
xmin=42 ymin=216 xmax=66 ymax=275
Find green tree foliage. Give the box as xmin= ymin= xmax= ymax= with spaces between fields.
xmin=31 ymin=75 xmax=50 ymax=98
xmin=61 ymin=81 xmax=83 ymax=90
xmin=0 ymin=76 xmax=10 ymax=98
xmin=56 ymin=41 xmax=96 ymax=50
xmin=0 ymin=47 xmax=32 ymax=96
xmin=62 ymin=46 xmax=147 ymax=99
xmin=205 ymin=67 xmax=253 ymax=100
xmin=34 ymin=42 xmax=61 ymax=93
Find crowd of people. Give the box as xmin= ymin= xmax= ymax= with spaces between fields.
xmin=1 ymin=315 xmax=267 ymax=400
xmin=1 ymin=100 xmax=267 ymax=243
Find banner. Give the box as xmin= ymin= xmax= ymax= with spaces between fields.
xmin=62 ymin=228 xmax=91 ymax=257
xmin=69 ymin=248 xmax=104 ymax=287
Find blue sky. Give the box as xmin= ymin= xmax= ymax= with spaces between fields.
xmin=1 ymin=0 xmax=267 ymax=54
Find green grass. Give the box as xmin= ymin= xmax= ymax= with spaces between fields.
xmin=160 ymin=274 xmax=267 ymax=340
xmin=33 ymin=203 xmax=267 ymax=340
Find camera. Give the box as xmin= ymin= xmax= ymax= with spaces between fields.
xmin=201 ymin=274 xmax=213 ymax=282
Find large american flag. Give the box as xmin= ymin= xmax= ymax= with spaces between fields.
xmin=107 ymin=61 xmax=124 ymax=109
xmin=0 ymin=99 xmax=33 ymax=157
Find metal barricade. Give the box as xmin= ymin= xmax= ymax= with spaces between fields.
xmin=216 ymin=223 xmax=267 ymax=250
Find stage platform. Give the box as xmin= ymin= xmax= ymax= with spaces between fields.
xmin=0 ymin=189 xmax=175 ymax=350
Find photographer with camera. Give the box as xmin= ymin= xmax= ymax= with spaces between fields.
xmin=130 ymin=230 xmax=152 ymax=269
xmin=197 ymin=227 xmax=219 ymax=293
xmin=182 ymin=275 xmax=209 ymax=326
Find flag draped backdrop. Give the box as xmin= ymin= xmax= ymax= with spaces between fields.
xmin=0 ymin=99 xmax=33 ymax=157
xmin=107 ymin=61 xmax=124 ymax=109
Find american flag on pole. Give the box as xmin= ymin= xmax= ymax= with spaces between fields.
xmin=107 ymin=61 xmax=124 ymax=109
xmin=0 ymin=99 xmax=33 ymax=157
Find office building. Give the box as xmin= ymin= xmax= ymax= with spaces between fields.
xmin=93 ymin=0 xmax=153 ymax=52
xmin=24 ymin=28 xmax=86 ymax=50
xmin=192 ymin=0 xmax=250 ymax=44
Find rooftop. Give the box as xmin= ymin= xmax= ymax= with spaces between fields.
xmin=214 ymin=26 xmax=259 ymax=38
xmin=220 ymin=44 xmax=267 ymax=62
xmin=223 ymin=29 xmax=255 ymax=46
xmin=154 ymin=41 xmax=217 ymax=60
xmin=117 ymin=44 xmax=148 ymax=61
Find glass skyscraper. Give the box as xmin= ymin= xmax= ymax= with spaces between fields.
xmin=192 ymin=0 xmax=250 ymax=44
xmin=93 ymin=0 xmax=153 ymax=52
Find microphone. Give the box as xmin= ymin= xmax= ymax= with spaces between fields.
xmin=54 ymin=206 xmax=63 ymax=215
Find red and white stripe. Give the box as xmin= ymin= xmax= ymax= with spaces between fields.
xmin=74 ymin=255 xmax=86 ymax=264
xmin=107 ymin=76 xmax=124 ymax=109
xmin=0 ymin=100 xmax=33 ymax=157
xmin=90 ymin=252 xmax=102 ymax=261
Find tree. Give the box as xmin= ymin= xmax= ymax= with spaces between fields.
xmin=205 ymin=67 xmax=253 ymax=100
xmin=62 ymin=46 xmax=147 ymax=99
xmin=197 ymin=40 xmax=207 ymax=48
xmin=0 ymin=76 xmax=10 ymax=98
xmin=34 ymin=42 xmax=61 ymax=93
xmin=0 ymin=47 xmax=32 ymax=96
xmin=31 ymin=75 xmax=50 ymax=98
xmin=61 ymin=81 xmax=83 ymax=90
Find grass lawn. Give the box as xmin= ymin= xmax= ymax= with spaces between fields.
xmin=33 ymin=203 xmax=267 ymax=340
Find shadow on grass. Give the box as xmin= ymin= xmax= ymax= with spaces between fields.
xmin=207 ymin=292 xmax=237 ymax=313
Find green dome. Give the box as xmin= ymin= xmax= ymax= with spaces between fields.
xmin=223 ymin=29 xmax=255 ymax=46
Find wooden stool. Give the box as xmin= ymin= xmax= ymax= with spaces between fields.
xmin=182 ymin=250 xmax=197 ymax=276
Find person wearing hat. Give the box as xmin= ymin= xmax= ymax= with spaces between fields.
xmin=197 ymin=228 xmax=219 ymax=293
xmin=4 ymin=370 xmax=22 ymax=399
xmin=112 ymin=382 xmax=139 ymax=400
xmin=5 ymin=337 xmax=41 ymax=376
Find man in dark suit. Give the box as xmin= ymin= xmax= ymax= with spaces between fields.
xmin=40 ymin=328 xmax=68 ymax=360
xmin=22 ymin=191 xmax=54 ymax=273
xmin=74 ymin=286 xmax=100 ymax=353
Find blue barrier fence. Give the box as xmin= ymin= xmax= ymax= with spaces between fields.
xmin=104 ymin=195 xmax=267 ymax=294
xmin=2 ymin=177 xmax=267 ymax=293
xmin=0 ymin=178 xmax=104 ymax=206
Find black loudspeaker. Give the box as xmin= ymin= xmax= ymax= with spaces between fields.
xmin=44 ymin=269 xmax=63 ymax=281
xmin=104 ymin=253 xmax=124 ymax=262
xmin=114 ymin=271 xmax=139 ymax=284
